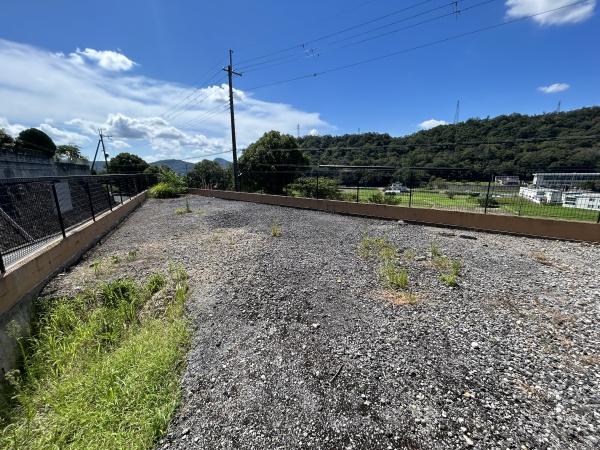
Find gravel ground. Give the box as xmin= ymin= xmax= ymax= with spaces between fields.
xmin=40 ymin=196 xmax=600 ymax=449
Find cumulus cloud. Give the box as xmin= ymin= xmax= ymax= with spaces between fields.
xmin=0 ymin=117 xmax=27 ymax=136
xmin=538 ymin=82 xmax=570 ymax=93
xmin=419 ymin=119 xmax=448 ymax=130
xmin=506 ymin=0 xmax=596 ymax=25
xmin=0 ymin=39 xmax=330 ymax=161
xmin=74 ymin=48 xmax=136 ymax=71
xmin=309 ymin=129 xmax=320 ymax=136
xmin=38 ymin=123 xmax=91 ymax=146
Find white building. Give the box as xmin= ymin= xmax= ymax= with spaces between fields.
xmin=532 ymin=172 xmax=600 ymax=189
xmin=563 ymin=192 xmax=600 ymax=210
xmin=519 ymin=187 xmax=562 ymax=204
xmin=495 ymin=175 xmax=519 ymax=186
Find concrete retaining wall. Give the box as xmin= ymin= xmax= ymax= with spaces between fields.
xmin=0 ymin=150 xmax=90 ymax=179
xmin=0 ymin=192 xmax=146 ymax=378
xmin=190 ymin=189 xmax=600 ymax=243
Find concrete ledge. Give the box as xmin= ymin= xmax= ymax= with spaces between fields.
xmin=190 ymin=189 xmax=600 ymax=243
xmin=0 ymin=193 xmax=146 ymax=377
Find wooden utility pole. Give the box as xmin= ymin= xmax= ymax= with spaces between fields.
xmin=224 ymin=50 xmax=242 ymax=191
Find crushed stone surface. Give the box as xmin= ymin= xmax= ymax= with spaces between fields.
xmin=40 ymin=196 xmax=600 ymax=449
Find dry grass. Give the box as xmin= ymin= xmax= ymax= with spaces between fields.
xmin=377 ymin=289 xmax=420 ymax=305
xmin=531 ymin=250 xmax=554 ymax=266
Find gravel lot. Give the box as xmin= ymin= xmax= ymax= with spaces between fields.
xmin=41 ymin=196 xmax=600 ymax=449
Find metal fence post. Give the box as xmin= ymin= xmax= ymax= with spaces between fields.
xmin=118 ymin=178 xmax=124 ymax=204
xmin=0 ymin=250 xmax=5 ymax=274
xmin=356 ymin=180 xmax=360 ymax=203
xmin=408 ymin=169 xmax=413 ymax=208
xmin=51 ymin=182 xmax=67 ymax=238
xmin=85 ymin=181 xmax=96 ymax=222
xmin=597 ymin=210 xmax=600 ymax=224
xmin=316 ymin=171 xmax=319 ymax=199
xmin=106 ymin=182 xmax=113 ymax=211
xmin=484 ymin=173 xmax=493 ymax=214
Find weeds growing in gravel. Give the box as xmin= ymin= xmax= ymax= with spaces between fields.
xmin=270 ymin=222 xmax=282 ymax=237
xmin=175 ymin=198 xmax=192 ymax=215
xmin=403 ymin=249 xmax=417 ymax=261
xmin=379 ymin=263 xmax=409 ymax=290
xmin=429 ymin=243 xmax=463 ymax=287
xmin=90 ymin=259 xmax=103 ymax=276
xmin=0 ymin=267 xmax=190 ymax=450
xmin=358 ymin=235 xmax=397 ymax=261
xmin=110 ymin=255 xmax=121 ymax=265
xmin=126 ymin=250 xmax=138 ymax=262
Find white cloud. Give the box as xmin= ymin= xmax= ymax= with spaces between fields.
xmin=0 ymin=39 xmax=330 ymax=162
xmin=419 ymin=119 xmax=448 ymax=130
xmin=506 ymin=0 xmax=596 ymax=25
xmin=538 ymin=82 xmax=570 ymax=93
xmin=309 ymin=128 xmax=320 ymax=136
xmin=39 ymin=123 xmax=91 ymax=146
xmin=0 ymin=117 xmax=26 ymax=136
xmin=75 ymin=48 xmax=136 ymax=71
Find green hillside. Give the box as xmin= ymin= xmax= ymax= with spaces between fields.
xmin=298 ymin=106 xmax=600 ymax=180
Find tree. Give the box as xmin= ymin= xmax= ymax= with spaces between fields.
xmin=56 ymin=144 xmax=87 ymax=161
xmin=108 ymin=152 xmax=149 ymax=174
xmin=0 ymin=128 xmax=14 ymax=150
xmin=187 ymin=160 xmax=230 ymax=189
xmin=239 ymin=131 xmax=308 ymax=194
xmin=15 ymin=128 xmax=57 ymax=157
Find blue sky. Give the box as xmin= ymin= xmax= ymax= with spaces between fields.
xmin=0 ymin=0 xmax=598 ymax=162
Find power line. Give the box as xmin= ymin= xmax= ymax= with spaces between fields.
xmin=236 ymin=0 xmax=439 ymax=67
xmin=243 ymin=0 xmax=590 ymax=92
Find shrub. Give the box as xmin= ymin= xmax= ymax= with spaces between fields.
xmin=287 ymin=177 xmax=342 ymax=200
xmin=477 ymin=196 xmax=499 ymax=208
xmin=270 ymin=222 xmax=282 ymax=237
xmin=367 ymin=191 xmax=401 ymax=205
xmin=148 ymin=182 xmax=179 ymax=199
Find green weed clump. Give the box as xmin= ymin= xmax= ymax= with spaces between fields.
xmin=175 ymin=197 xmax=193 ymax=215
xmin=380 ymin=263 xmax=409 ymax=290
xmin=358 ymin=235 xmax=397 ymax=261
xmin=270 ymin=222 xmax=282 ymax=237
xmin=429 ymin=242 xmax=463 ymax=287
xmin=0 ymin=268 xmax=189 ymax=450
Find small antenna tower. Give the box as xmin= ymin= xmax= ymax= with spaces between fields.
xmin=454 ymin=100 xmax=460 ymax=124
xmin=556 ymin=100 xmax=561 ymax=113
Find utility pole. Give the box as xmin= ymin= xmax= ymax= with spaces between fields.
xmin=90 ymin=129 xmax=111 ymax=174
xmin=556 ymin=100 xmax=561 ymax=113
xmin=224 ymin=50 xmax=242 ymax=191
xmin=454 ymin=100 xmax=460 ymax=124
xmin=297 ymin=123 xmax=300 ymax=139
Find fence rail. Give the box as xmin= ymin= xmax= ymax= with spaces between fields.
xmin=236 ymin=166 xmax=600 ymax=224
xmin=0 ymin=173 xmax=156 ymax=272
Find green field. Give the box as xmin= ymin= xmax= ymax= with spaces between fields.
xmin=339 ymin=187 xmax=599 ymax=222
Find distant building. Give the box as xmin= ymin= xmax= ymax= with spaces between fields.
xmin=495 ymin=175 xmax=519 ymax=186
xmin=519 ymin=187 xmax=562 ymax=204
xmin=532 ymin=172 xmax=600 ymax=189
xmin=562 ymin=192 xmax=600 ymax=210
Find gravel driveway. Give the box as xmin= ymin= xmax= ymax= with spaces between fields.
xmin=41 ymin=196 xmax=600 ymax=449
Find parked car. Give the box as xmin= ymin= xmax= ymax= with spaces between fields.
xmin=384 ymin=183 xmax=409 ymax=195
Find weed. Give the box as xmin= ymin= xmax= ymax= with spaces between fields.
xmin=126 ymin=250 xmax=138 ymax=262
xmin=111 ymin=255 xmax=121 ymax=265
xmin=146 ymin=273 xmax=167 ymax=295
xmin=403 ymin=249 xmax=417 ymax=260
xmin=430 ymin=242 xmax=442 ymax=258
xmin=0 ymin=271 xmax=189 ymax=449
xmin=90 ymin=259 xmax=102 ymax=276
xmin=358 ymin=235 xmax=397 ymax=261
xmin=270 ymin=222 xmax=282 ymax=237
xmin=380 ymin=263 xmax=409 ymax=290
xmin=175 ymin=198 xmax=193 ymax=215
xmin=440 ymin=273 xmax=458 ymax=287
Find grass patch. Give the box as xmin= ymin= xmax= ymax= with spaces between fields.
xmin=358 ymin=235 xmax=397 ymax=261
xmin=379 ymin=263 xmax=409 ymax=290
xmin=126 ymin=250 xmax=138 ymax=262
xmin=403 ymin=249 xmax=416 ymax=261
xmin=429 ymin=243 xmax=463 ymax=287
xmin=0 ymin=267 xmax=189 ymax=450
xmin=270 ymin=222 xmax=282 ymax=237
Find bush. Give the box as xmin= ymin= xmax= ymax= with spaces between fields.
xmin=477 ymin=196 xmax=499 ymax=208
xmin=368 ymin=191 xmax=401 ymax=205
xmin=287 ymin=177 xmax=342 ymax=200
xmin=148 ymin=182 xmax=179 ymax=198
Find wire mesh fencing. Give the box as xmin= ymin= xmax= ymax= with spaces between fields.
xmin=0 ymin=173 xmax=156 ymax=272
xmin=237 ymin=166 xmax=600 ymax=224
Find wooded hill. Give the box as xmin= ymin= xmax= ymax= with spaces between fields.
xmin=298 ymin=106 xmax=600 ymax=179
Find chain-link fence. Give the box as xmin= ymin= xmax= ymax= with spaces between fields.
xmin=0 ymin=173 xmax=156 ymax=272
xmin=238 ymin=166 xmax=600 ymax=224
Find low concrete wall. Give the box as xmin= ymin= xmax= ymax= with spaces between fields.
xmin=0 ymin=192 xmax=146 ymax=378
xmin=191 ymin=189 xmax=600 ymax=243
